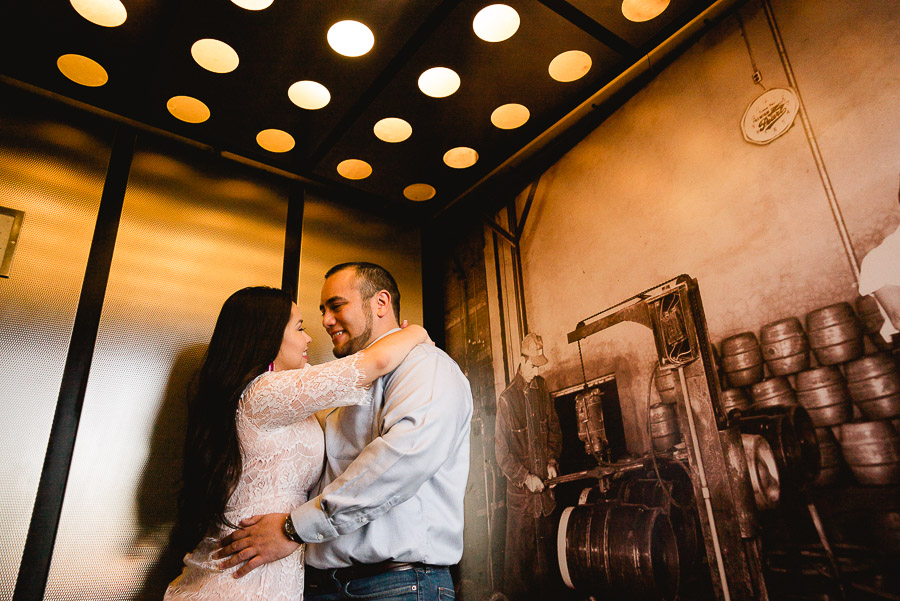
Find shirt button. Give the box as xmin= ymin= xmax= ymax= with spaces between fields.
xmin=316 ymin=534 xmax=324 ymax=540
xmin=361 ymin=517 xmax=368 ymax=524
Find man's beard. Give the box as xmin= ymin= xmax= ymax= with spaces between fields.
xmin=333 ymin=307 xmax=374 ymax=358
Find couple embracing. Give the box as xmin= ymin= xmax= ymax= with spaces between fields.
xmin=165 ymin=262 xmax=473 ymax=601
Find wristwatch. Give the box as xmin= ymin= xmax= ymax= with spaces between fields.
xmin=283 ymin=514 xmax=303 ymax=544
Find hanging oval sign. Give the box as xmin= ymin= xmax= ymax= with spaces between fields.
xmin=741 ymin=87 xmax=799 ymax=145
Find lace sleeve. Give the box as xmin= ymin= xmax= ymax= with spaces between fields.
xmin=239 ymin=352 xmax=371 ymax=429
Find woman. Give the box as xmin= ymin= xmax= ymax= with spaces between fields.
xmin=164 ymin=286 xmax=428 ymax=600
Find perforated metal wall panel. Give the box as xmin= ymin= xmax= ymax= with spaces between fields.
xmin=43 ymin=135 xmax=289 ymax=600
xmin=297 ymin=193 xmax=422 ymax=366
xmin=0 ymin=90 xmax=112 ymax=599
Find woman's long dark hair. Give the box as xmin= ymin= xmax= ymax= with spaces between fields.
xmin=172 ymin=286 xmax=292 ymax=553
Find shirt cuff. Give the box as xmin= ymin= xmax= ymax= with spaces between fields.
xmin=291 ymin=496 xmax=340 ymax=544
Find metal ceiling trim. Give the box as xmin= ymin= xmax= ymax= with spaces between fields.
xmin=435 ymin=0 xmax=745 ymax=220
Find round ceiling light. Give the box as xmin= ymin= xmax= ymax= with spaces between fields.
xmin=166 ymin=96 xmax=210 ymax=123
xmin=621 ymin=0 xmax=670 ymax=22
xmin=288 ymin=80 xmax=331 ymax=110
xmin=491 ymin=103 xmax=530 ymax=129
xmin=473 ymin=4 xmax=520 ymax=42
xmin=191 ymin=39 xmax=239 ymax=74
xmin=548 ymin=50 xmax=592 ymax=82
xmin=327 ymin=20 xmax=375 ymax=57
xmin=337 ymin=159 xmax=373 ymax=180
xmin=70 ymin=0 xmax=126 ymax=27
xmin=57 ymin=54 xmax=108 ymax=87
xmin=443 ymin=147 xmax=478 ymax=169
xmin=373 ymin=118 xmax=412 ymax=143
xmin=403 ymin=184 xmax=436 ymax=202
xmin=418 ymin=67 xmax=460 ymax=98
xmin=256 ymin=129 xmax=295 ymax=153
xmin=230 ymin=0 xmax=274 ymax=10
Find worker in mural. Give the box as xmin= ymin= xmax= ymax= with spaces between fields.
xmin=494 ymin=332 xmax=562 ymax=601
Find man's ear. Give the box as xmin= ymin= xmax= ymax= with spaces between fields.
xmin=373 ymin=290 xmax=392 ymax=318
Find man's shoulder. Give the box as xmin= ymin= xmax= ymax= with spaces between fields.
xmin=387 ymin=343 xmax=466 ymax=381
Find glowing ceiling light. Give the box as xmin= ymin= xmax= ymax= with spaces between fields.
xmin=57 ymin=54 xmax=108 ymax=87
xmin=473 ymin=4 xmax=520 ymax=42
xmin=373 ymin=118 xmax=412 ymax=143
xmin=337 ymin=159 xmax=373 ymax=180
xmin=288 ymin=80 xmax=331 ymax=110
xmin=491 ymin=103 xmax=530 ymax=129
xmin=166 ymin=96 xmax=210 ymax=123
xmin=191 ymin=39 xmax=239 ymax=74
xmin=230 ymin=0 xmax=274 ymax=10
xmin=548 ymin=50 xmax=591 ymax=82
xmin=443 ymin=147 xmax=478 ymax=169
xmin=256 ymin=129 xmax=295 ymax=152
xmin=621 ymin=0 xmax=670 ymax=22
xmin=327 ymin=20 xmax=375 ymax=57
xmin=404 ymin=184 xmax=436 ymax=201
xmin=418 ymin=67 xmax=460 ymax=98
xmin=70 ymin=0 xmax=126 ymax=27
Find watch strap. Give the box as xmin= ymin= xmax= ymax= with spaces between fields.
xmin=283 ymin=514 xmax=303 ymax=544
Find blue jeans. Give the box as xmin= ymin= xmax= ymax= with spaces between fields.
xmin=305 ymin=565 xmax=455 ymax=601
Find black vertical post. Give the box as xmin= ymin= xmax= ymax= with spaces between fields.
xmin=506 ymin=201 xmax=528 ymax=336
xmin=491 ymin=230 xmax=510 ymax=384
xmin=14 ymin=128 xmax=135 ymax=601
xmin=282 ymin=184 xmax=304 ymax=300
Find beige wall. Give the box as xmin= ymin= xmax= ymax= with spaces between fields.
xmin=506 ymin=0 xmax=900 ymax=452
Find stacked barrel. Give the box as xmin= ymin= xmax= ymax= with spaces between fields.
xmin=718 ymin=301 xmax=900 ymax=490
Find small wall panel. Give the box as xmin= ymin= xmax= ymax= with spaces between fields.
xmin=0 ymin=89 xmax=112 ymax=599
xmin=43 ymin=135 xmax=289 ymax=600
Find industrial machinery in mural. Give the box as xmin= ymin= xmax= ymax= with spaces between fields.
xmin=551 ymin=275 xmax=824 ymax=601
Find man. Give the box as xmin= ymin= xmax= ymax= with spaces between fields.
xmin=494 ymin=332 xmax=562 ymax=601
xmin=219 ymin=262 xmax=473 ymax=600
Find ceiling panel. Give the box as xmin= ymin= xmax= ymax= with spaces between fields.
xmin=0 ymin=0 xmax=721 ymax=218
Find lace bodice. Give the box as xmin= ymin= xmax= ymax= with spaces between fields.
xmin=164 ymin=353 xmax=371 ymax=601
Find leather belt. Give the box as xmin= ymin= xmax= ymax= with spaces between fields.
xmin=307 ymin=561 xmax=431 ymax=585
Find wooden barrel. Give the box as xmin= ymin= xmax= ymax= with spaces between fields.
xmin=737 ymin=406 xmax=820 ymax=490
xmin=721 ymin=388 xmax=750 ymax=417
xmin=844 ymin=354 xmax=900 ymax=420
xmin=721 ymin=332 xmax=764 ymax=387
xmin=813 ymin=427 xmax=842 ymax=486
xmin=650 ymin=403 xmax=681 ymax=451
xmin=838 ymin=421 xmax=900 ymax=485
xmin=558 ymin=500 xmax=679 ymax=601
xmin=806 ymin=303 xmax=864 ymax=365
xmin=856 ymin=295 xmax=891 ymax=352
xmin=760 ymin=317 xmax=810 ymax=376
xmin=655 ymin=368 xmax=678 ymax=405
xmin=795 ymin=366 xmax=852 ymax=427
xmin=750 ymin=377 xmax=797 ymax=411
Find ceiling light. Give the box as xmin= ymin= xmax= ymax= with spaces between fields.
xmin=473 ymin=5 xmax=520 ymax=42
xmin=57 ymin=54 xmax=108 ymax=87
xmin=621 ymin=0 xmax=670 ymax=22
xmin=491 ymin=103 xmax=530 ymax=129
xmin=166 ymin=96 xmax=210 ymax=123
xmin=230 ymin=0 xmax=274 ymax=10
xmin=373 ymin=118 xmax=412 ymax=143
xmin=69 ymin=0 xmax=126 ymax=27
xmin=548 ymin=50 xmax=592 ymax=82
xmin=327 ymin=21 xmax=375 ymax=57
xmin=443 ymin=147 xmax=478 ymax=169
xmin=418 ymin=67 xmax=460 ymax=98
xmin=191 ymin=39 xmax=239 ymax=74
xmin=403 ymin=184 xmax=436 ymax=201
xmin=256 ymin=129 xmax=295 ymax=152
xmin=337 ymin=159 xmax=373 ymax=180
xmin=288 ymin=81 xmax=331 ymax=110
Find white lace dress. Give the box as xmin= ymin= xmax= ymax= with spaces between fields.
xmin=164 ymin=353 xmax=371 ymax=601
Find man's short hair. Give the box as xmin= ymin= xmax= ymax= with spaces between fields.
xmin=326 ymin=262 xmax=401 ymax=322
